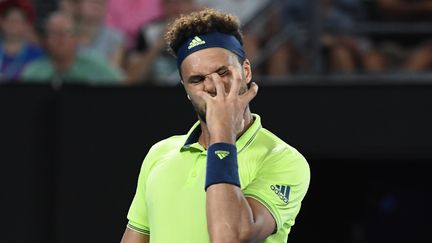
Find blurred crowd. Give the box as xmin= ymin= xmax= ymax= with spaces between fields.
xmin=1 ymin=0 xmax=432 ymax=86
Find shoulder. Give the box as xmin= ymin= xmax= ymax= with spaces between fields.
xmin=76 ymin=52 xmax=123 ymax=80
xmin=25 ymin=56 xmax=49 ymax=67
xmin=21 ymin=43 xmax=44 ymax=59
xmin=142 ymin=134 xmax=187 ymax=167
xmin=137 ymin=134 xmax=187 ymax=177
xmin=254 ymin=127 xmax=309 ymax=178
xmin=77 ymin=51 xmax=108 ymax=65
xmin=101 ymin=25 xmax=125 ymax=43
xmin=22 ymin=56 xmax=51 ymax=79
xmin=255 ymin=127 xmax=302 ymax=158
xmin=148 ymin=134 xmax=187 ymax=155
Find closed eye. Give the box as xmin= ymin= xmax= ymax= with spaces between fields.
xmin=217 ymin=67 xmax=229 ymax=77
xmin=187 ymin=66 xmax=230 ymax=84
xmin=188 ymin=76 xmax=205 ymax=84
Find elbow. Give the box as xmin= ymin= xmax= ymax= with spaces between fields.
xmin=210 ymin=224 xmax=257 ymax=243
xmin=238 ymin=224 xmax=258 ymax=243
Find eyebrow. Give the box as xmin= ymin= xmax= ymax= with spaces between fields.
xmin=186 ymin=65 xmax=229 ymax=83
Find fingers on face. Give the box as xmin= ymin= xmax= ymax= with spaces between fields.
xmin=243 ymin=81 xmax=258 ymax=104
xmin=212 ymin=74 xmax=226 ymax=98
xmin=227 ymin=65 xmax=258 ymax=103
xmin=202 ymin=65 xmax=257 ymax=103
xmin=228 ymin=65 xmax=242 ymax=97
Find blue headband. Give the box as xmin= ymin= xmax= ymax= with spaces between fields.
xmin=176 ymin=32 xmax=245 ymax=70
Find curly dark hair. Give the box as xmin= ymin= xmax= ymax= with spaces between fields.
xmin=165 ymin=8 xmax=244 ymax=57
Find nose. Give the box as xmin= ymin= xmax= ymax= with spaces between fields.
xmin=203 ymin=73 xmax=220 ymax=95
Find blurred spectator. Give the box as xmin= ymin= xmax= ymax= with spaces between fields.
xmin=198 ymin=0 xmax=269 ymax=25
xmin=58 ymin=0 xmax=79 ymax=18
xmin=22 ymin=11 xmax=123 ymax=85
xmin=0 ymin=0 xmax=43 ymax=82
xmin=261 ymin=0 xmax=384 ymax=75
xmin=105 ymin=0 xmax=162 ymax=49
xmin=76 ymin=0 xmax=126 ymax=68
xmin=125 ymin=0 xmax=200 ymax=85
xmin=197 ymin=0 xmax=270 ymax=74
xmin=319 ymin=0 xmax=385 ymax=73
xmin=371 ymin=0 xmax=432 ymax=72
xmin=376 ymin=0 xmax=432 ymax=21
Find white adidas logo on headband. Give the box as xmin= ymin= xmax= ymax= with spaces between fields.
xmin=188 ymin=36 xmax=206 ymax=49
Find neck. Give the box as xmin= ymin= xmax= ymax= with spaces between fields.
xmin=198 ymin=107 xmax=254 ymax=149
xmin=53 ymin=56 xmax=75 ymax=73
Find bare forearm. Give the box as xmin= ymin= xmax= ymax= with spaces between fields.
xmin=206 ymin=184 xmax=257 ymax=243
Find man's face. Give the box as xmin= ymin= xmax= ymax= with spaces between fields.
xmin=79 ymin=0 xmax=107 ymax=22
xmin=180 ymin=48 xmax=252 ymax=122
xmin=1 ymin=9 xmax=28 ymax=40
xmin=163 ymin=0 xmax=198 ymax=20
xmin=45 ymin=15 xmax=77 ymax=60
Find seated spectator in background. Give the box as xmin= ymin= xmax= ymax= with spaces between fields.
xmin=105 ymin=0 xmax=162 ymax=49
xmin=0 ymin=0 xmax=43 ymax=82
xmin=371 ymin=0 xmax=432 ymax=72
xmin=76 ymin=0 xmax=126 ymax=68
xmin=376 ymin=0 xmax=432 ymax=21
xmin=266 ymin=0 xmax=383 ymax=75
xmin=319 ymin=0 xmax=384 ymax=73
xmin=126 ymin=0 xmax=200 ymax=85
xmin=197 ymin=0 xmax=270 ymax=73
xmin=58 ymin=0 xmax=79 ymax=18
xmin=22 ymin=11 xmax=123 ymax=85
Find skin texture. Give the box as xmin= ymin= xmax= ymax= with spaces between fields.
xmin=121 ymin=47 xmax=276 ymax=243
xmin=120 ymin=228 xmax=149 ymax=243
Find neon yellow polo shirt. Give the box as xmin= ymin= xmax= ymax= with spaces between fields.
xmin=127 ymin=114 xmax=310 ymax=242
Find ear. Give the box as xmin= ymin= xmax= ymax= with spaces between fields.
xmin=242 ymin=59 xmax=252 ymax=84
xmin=180 ymin=80 xmax=191 ymax=100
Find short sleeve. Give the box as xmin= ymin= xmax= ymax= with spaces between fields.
xmin=21 ymin=60 xmax=50 ymax=82
xmin=242 ymin=146 xmax=310 ymax=232
xmin=126 ymin=147 xmax=159 ymax=235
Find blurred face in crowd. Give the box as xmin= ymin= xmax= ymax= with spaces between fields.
xmin=58 ymin=0 xmax=78 ymax=18
xmin=79 ymin=0 xmax=107 ymax=23
xmin=45 ymin=14 xmax=78 ymax=61
xmin=58 ymin=0 xmax=78 ymax=16
xmin=163 ymin=0 xmax=198 ymax=20
xmin=0 ymin=8 xmax=29 ymax=40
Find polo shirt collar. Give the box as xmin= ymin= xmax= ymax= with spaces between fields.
xmin=181 ymin=114 xmax=262 ymax=153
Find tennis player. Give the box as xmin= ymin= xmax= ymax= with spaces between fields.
xmin=121 ymin=8 xmax=310 ymax=243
